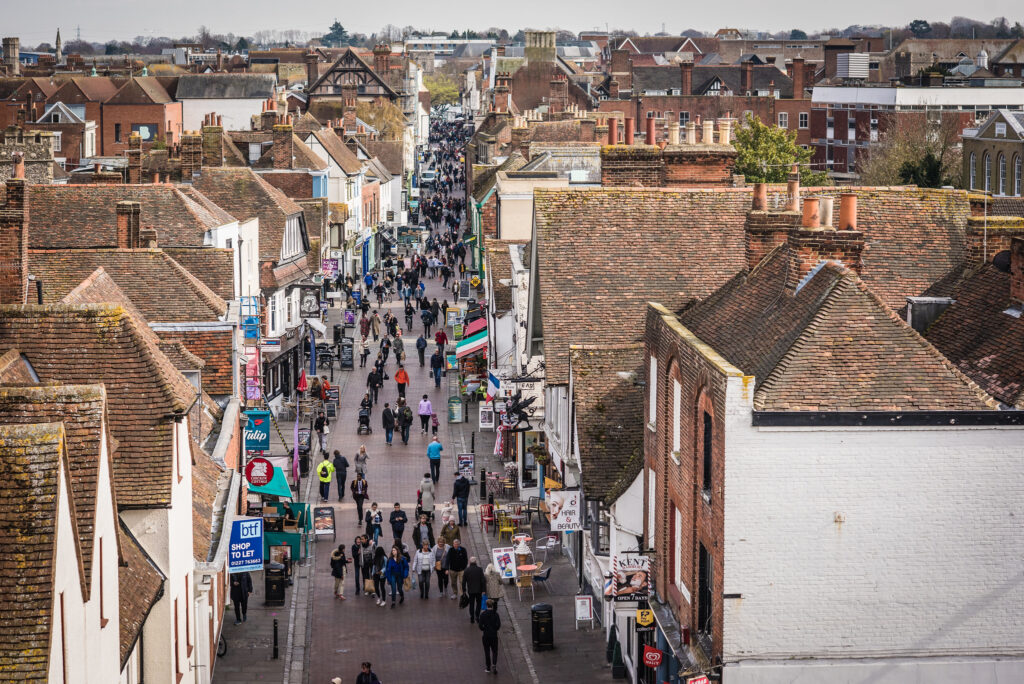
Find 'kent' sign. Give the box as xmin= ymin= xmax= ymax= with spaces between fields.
xmin=228 ymin=518 xmax=264 ymax=573
xmin=244 ymin=410 xmax=271 ymax=452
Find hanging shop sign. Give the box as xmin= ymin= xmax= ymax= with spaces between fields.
xmin=245 ymin=457 xmax=273 ymax=487
xmin=244 ymin=410 xmax=271 ymax=452
xmin=545 ymin=489 xmax=582 ymax=532
xmin=614 ymin=555 xmax=650 ymax=602
xmin=642 ymin=645 xmax=664 ymax=669
xmin=635 ymin=608 xmax=655 ymax=633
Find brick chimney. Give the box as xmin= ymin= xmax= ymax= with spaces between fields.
xmin=273 ymin=123 xmax=294 ymax=169
xmin=744 ymin=177 xmax=801 ymax=270
xmin=549 ymin=74 xmax=568 ymax=114
xmin=680 ymin=60 xmax=693 ymax=95
xmin=261 ymin=98 xmax=277 ymax=131
xmin=1011 ymin=237 xmax=1024 ymax=303
xmin=609 ymin=79 xmax=620 ymax=99
xmin=140 ymin=226 xmax=158 ymax=249
xmin=494 ymin=83 xmax=510 ymax=113
xmin=115 ymin=201 xmax=141 ymax=249
xmin=742 ymin=61 xmax=754 ymax=94
xmin=304 ymin=52 xmax=319 ymax=91
xmin=126 ymin=133 xmax=142 ymax=184
xmin=0 ymin=158 xmax=29 ymax=304
xmin=786 ymin=192 xmax=864 ymax=290
xmin=3 ymin=38 xmax=20 ymax=76
xmin=342 ymin=84 xmax=357 ymax=133
xmin=202 ymin=117 xmax=224 ymax=167
xmin=601 ymin=145 xmax=664 ymax=186
xmin=373 ymin=43 xmax=390 ymax=76
xmin=180 ymin=131 xmax=202 ymax=180
xmin=624 ymin=117 xmax=634 ymax=145
xmin=791 ymin=57 xmax=805 ymax=98
xmin=580 ymin=118 xmax=596 ymax=142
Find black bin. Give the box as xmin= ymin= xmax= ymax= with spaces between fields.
xmin=531 ymin=603 xmax=554 ymax=651
xmin=265 ymin=562 xmax=287 ymax=606
xmin=334 ymin=324 xmax=343 ymax=344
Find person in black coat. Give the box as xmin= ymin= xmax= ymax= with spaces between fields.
xmin=411 ymin=514 xmax=435 ymax=549
xmin=479 ymin=598 xmax=502 ymax=674
xmin=463 ymin=557 xmax=486 ymax=624
xmin=330 ymin=545 xmax=349 ymax=600
xmin=230 ymin=571 xmax=253 ymax=624
xmin=333 ymin=450 xmax=350 ymax=502
xmin=367 ymin=369 xmax=383 ymax=404
xmin=389 ymin=503 xmax=408 ymax=544
xmin=381 ymin=403 xmax=396 ymax=446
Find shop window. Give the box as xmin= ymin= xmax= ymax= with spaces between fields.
xmin=589 ymin=500 xmax=610 ymax=555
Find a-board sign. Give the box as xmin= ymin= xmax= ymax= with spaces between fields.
xmin=326 ymin=387 xmax=340 ymax=402
xmin=457 ymin=453 xmax=475 ymax=477
xmin=453 ymin=323 xmax=464 ymax=339
xmin=479 ymin=404 xmax=495 ymax=430
xmin=575 ymin=595 xmax=593 ymax=621
xmin=228 ymin=518 xmax=264 ymax=573
xmin=492 ymin=546 xmax=516 ymax=579
xmin=339 ymin=340 xmax=354 ymax=370
xmin=447 ymin=396 xmax=464 ymax=423
xmin=459 ymin=280 xmax=471 ymax=300
xmin=313 ymin=507 xmax=336 ymax=539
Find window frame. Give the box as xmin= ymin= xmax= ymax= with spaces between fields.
xmin=984 ymin=153 xmax=992 ymax=193
xmin=647 ymin=356 xmax=657 ymax=430
xmin=1015 ymin=155 xmax=1022 ymax=197
xmin=970 ymin=152 xmax=977 ymax=190
xmin=778 ymin=111 xmax=788 ymax=129
xmin=701 ymin=410 xmax=713 ymax=500
xmin=672 ymin=379 xmax=681 ymax=456
xmin=697 ymin=543 xmax=713 ymax=642
xmin=998 ymin=154 xmax=1007 ymax=196
xmin=798 ymin=112 xmax=809 ymax=129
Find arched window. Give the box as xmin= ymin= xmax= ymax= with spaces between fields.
xmin=970 ymin=152 xmax=976 ymax=190
xmin=998 ymin=154 xmax=1007 ymax=196
xmin=1016 ymin=155 xmax=1022 ymax=197
xmin=984 ymin=153 xmax=991 ymax=193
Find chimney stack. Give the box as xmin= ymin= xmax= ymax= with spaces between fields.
xmin=0 ymin=165 xmax=29 ymax=304
xmin=624 ymin=117 xmax=634 ymax=145
xmin=202 ymin=117 xmax=224 ymax=167
xmin=609 ymin=79 xmax=619 ymax=99
xmin=180 ymin=131 xmax=202 ymax=180
xmin=742 ymin=61 xmax=754 ymax=94
xmin=140 ymin=226 xmax=158 ymax=249
xmin=680 ymin=60 xmax=693 ymax=95
xmin=580 ymin=118 xmax=596 ymax=142
xmin=645 ymin=116 xmax=656 ymax=145
xmin=668 ymin=121 xmax=680 ymax=145
xmin=786 ymin=164 xmax=800 ymax=212
xmin=304 ymin=52 xmax=319 ymax=92
xmin=3 ymin=38 xmax=20 ymax=76
xmin=126 ymin=133 xmax=142 ymax=184
xmin=751 ymin=182 xmax=767 ymax=210
xmin=342 ymin=84 xmax=357 ymax=133
xmin=792 ymin=57 xmax=805 ymax=98
xmin=115 ymin=201 xmax=141 ymax=249
xmin=718 ymin=118 xmax=732 ymax=144
xmin=273 ymin=123 xmax=294 ymax=169
xmin=819 ymin=196 xmax=834 ymax=228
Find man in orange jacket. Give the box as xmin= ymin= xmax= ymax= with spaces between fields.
xmin=395 ymin=365 xmax=410 ymax=399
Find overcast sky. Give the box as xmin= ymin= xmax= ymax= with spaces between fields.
xmin=7 ymin=0 xmax=1016 ymax=44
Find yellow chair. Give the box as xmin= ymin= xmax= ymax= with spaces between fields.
xmin=516 ymin=573 xmax=535 ymax=601
xmin=497 ymin=511 xmax=515 ymax=542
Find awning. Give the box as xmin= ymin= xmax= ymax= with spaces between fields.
xmin=248 ymin=466 xmax=293 ymax=499
xmin=544 ymin=477 xmax=563 ymax=490
xmin=465 ymin=317 xmax=487 ymax=337
xmin=455 ymin=330 xmax=487 ymax=359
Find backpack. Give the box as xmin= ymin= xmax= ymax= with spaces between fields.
xmin=319 ymin=464 xmax=329 ymax=479
xmin=400 ymin=406 xmax=414 ymax=426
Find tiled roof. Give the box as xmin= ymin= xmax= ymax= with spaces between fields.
xmin=193 ymin=167 xmax=303 ymax=261
xmin=49 ymin=76 xmax=120 ymax=103
xmin=365 ymin=140 xmax=404 ymax=175
xmin=29 ymin=249 xmax=228 ymax=322
xmin=158 ymin=341 xmax=206 ymax=371
xmin=176 ymin=186 xmax=237 ymax=225
xmin=485 ymin=240 xmax=523 ymax=312
xmin=924 ymin=264 xmax=1024 ymax=408
xmin=253 ymin=133 xmax=329 ymax=171
xmin=176 ymin=73 xmax=276 ymax=99
xmin=26 ymin=185 xmax=232 ymax=249
xmin=192 ymin=438 xmax=224 ymax=562
xmin=117 ymin=520 xmax=164 ymax=667
xmin=472 ymin=153 xmax=526 ymax=204
xmin=105 ymin=76 xmax=172 ymax=104
xmin=161 ymin=247 xmax=235 ymax=300
xmin=633 ymin=64 xmax=794 ymax=97
xmin=293 ymin=111 xmax=323 ymax=132
xmin=680 ymin=246 xmax=996 ymax=411
xmin=0 ymin=348 xmax=37 ymax=383
xmin=0 ymin=384 xmax=112 ymax=603
xmin=309 ymin=128 xmax=362 ymax=175
xmin=0 ymin=304 xmax=197 ymax=507
xmin=0 ymin=422 xmax=74 ymax=682
xmin=570 ymin=344 xmax=645 ymax=504
xmin=534 ymin=187 xmax=751 ymax=384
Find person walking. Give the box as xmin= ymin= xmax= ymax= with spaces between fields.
xmin=419 ymin=473 xmax=435 ymax=521
xmin=421 ymin=307 xmax=433 ymax=337
xmin=314 ymin=411 xmax=329 ymax=453
xmin=398 ymin=398 xmax=414 ymax=445
xmin=484 ymin=561 xmax=505 ymax=607
xmin=333 ymin=450 xmax=349 ymax=502
xmin=416 ymin=334 xmax=427 ymax=367
xmin=412 ymin=512 xmax=435 ymax=549
xmin=359 ymin=337 xmax=370 ymax=367
xmin=438 ymin=518 xmax=461 ymax=547
xmin=433 ymin=539 xmax=451 ymax=597
xmin=359 ymin=314 xmax=371 ymax=340
xmin=316 ymin=453 xmax=335 ymax=503
xmin=426 ymin=436 xmax=443 ymax=483
xmin=464 ymin=557 xmax=485 ymax=623
xmin=381 ymin=402 xmax=395 ymax=446
xmin=350 ymin=472 xmax=368 ymax=523
xmin=430 ymin=349 xmax=443 ymax=388
xmin=369 ymin=544 xmax=387 ymax=606
xmin=411 ymin=541 xmax=434 ymax=599
xmin=394 ymin=365 xmax=410 ymax=399
xmin=367 ymin=368 xmax=383 ymax=405
xmin=351 ymin=536 xmax=365 ymax=597
xmin=435 ymin=328 xmax=449 ymax=356
xmin=389 ymin=503 xmax=408 ymax=546
xmin=230 ymin=571 xmax=253 ymax=624
xmin=356 ymin=662 xmax=381 ymax=684
xmin=431 ymin=412 xmax=439 ymax=436
xmin=445 ymin=538 xmax=468 ymax=599
xmin=330 ymin=545 xmax=348 ymax=600
xmin=479 ymin=598 xmax=502 ymax=674
xmin=452 ymin=470 xmax=471 ymax=526
xmin=365 ymin=502 xmax=383 ymax=543
xmin=370 ymin=311 xmax=382 ymax=341
xmin=384 ymin=545 xmax=409 ymax=608
xmin=354 ymin=445 xmax=370 ymax=477
xmin=417 ymin=394 xmax=433 ymax=433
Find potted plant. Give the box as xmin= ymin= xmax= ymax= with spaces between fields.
xmin=527 ymin=442 xmax=550 ymax=466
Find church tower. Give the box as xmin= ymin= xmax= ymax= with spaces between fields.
xmin=55 ymin=28 xmax=62 ymax=63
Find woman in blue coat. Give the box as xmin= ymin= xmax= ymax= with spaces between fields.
xmin=384 ymin=545 xmax=409 ymax=608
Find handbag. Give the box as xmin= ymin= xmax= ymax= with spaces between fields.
xmin=403 ymin=577 xmax=412 ymax=591
xmin=363 ymin=578 xmax=375 ymax=593
xmin=434 ymin=560 xmax=442 ymax=572
xmin=323 ymin=425 xmax=330 ymax=435
xmin=459 ymin=592 xmax=470 ymax=609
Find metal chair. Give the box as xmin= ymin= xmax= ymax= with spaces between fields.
xmin=497 ymin=511 xmax=515 ymax=542
xmin=532 ymin=567 xmax=552 ymax=594
xmin=535 ymin=534 xmax=560 ymax=562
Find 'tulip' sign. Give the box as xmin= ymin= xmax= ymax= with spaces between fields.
xmin=244 ymin=410 xmax=271 ymax=452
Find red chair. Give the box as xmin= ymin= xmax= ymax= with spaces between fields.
xmin=479 ymin=503 xmax=495 ymax=533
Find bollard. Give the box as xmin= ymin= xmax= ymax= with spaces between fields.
xmin=480 ymin=467 xmax=487 ymax=498
xmin=273 ymin=618 xmax=279 ymax=659
xmin=471 ymin=431 xmax=475 ymax=453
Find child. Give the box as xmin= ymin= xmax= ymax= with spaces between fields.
xmin=431 ymin=412 xmax=439 ymax=436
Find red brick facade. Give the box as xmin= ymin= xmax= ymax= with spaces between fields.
xmin=601 ymin=145 xmax=737 ymax=187
xmin=0 ymin=178 xmax=28 ymax=305
xmin=100 ymin=101 xmax=182 ymax=156
xmin=260 ymin=171 xmax=314 ymax=199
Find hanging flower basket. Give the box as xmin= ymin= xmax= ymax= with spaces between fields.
xmin=528 ymin=443 xmax=550 ymax=465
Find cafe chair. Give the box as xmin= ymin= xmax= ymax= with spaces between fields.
xmin=497 ymin=511 xmax=515 ymax=543
xmin=536 ymin=534 xmax=560 ymax=562
xmin=516 ymin=573 xmax=535 ymax=602
xmin=533 ymin=567 xmax=552 ymax=594
xmin=479 ymin=503 xmax=496 ymax=533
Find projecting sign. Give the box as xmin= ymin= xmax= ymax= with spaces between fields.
xmin=245 ymin=457 xmax=273 ymax=487
xmin=244 ymin=410 xmax=271 ymax=452
xmin=228 ymin=518 xmax=264 ymax=574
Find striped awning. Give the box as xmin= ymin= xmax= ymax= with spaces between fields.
xmin=465 ymin=317 xmax=487 ymax=337
xmin=455 ymin=330 xmax=488 ymax=359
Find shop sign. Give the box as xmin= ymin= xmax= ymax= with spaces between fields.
xmin=685 ymin=676 xmax=710 ymax=684
xmin=457 ymin=453 xmax=475 ymax=477
xmin=575 ymin=595 xmax=593 ymax=621
xmin=545 ymin=489 xmax=582 ymax=531
xmin=245 ymin=457 xmax=273 ymax=486
xmin=322 ymin=258 xmax=338 ymax=277
xmin=614 ymin=555 xmax=650 ymax=602
xmin=641 ymin=645 xmax=663 ymax=669
xmin=447 ymin=396 xmax=464 ymax=423
xmin=492 ymin=546 xmax=516 ymax=579
xmin=635 ymin=608 xmax=655 ymax=633
xmin=478 ymin=404 xmax=495 ymax=429
xmin=228 ymin=518 xmax=264 ymax=573
xmin=244 ymin=410 xmax=271 ymax=452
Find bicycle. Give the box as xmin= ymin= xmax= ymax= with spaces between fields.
xmin=217 ymin=633 xmax=227 ymax=657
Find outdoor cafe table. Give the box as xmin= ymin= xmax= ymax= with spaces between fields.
xmin=517 ymin=564 xmax=538 ymax=574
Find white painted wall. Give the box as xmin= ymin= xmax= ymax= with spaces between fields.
xmin=48 ymin=461 xmax=83 ymax=683
xmin=182 ymin=99 xmax=269 ymax=132
xmin=120 ymin=419 xmax=197 ymax=684
xmin=721 ymin=374 xmax=1024 ymax=682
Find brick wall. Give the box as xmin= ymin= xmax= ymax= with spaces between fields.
xmin=259 ymin=171 xmax=313 ymax=199
xmin=601 ymin=145 xmax=663 ymax=187
xmin=480 ymin=193 xmax=497 ymax=237
xmin=744 ymin=210 xmax=799 ymax=269
xmin=965 ymin=216 xmax=1024 ymax=264
xmin=156 ymin=329 xmax=234 ymax=395
xmin=601 ymin=145 xmax=737 ymax=188
xmin=1012 ymin=237 xmax=1024 ymax=302
xmin=644 ymin=303 xmax=729 ymax=661
xmin=100 ymin=102 xmax=181 ymax=157
xmin=663 ymin=149 xmax=737 ymax=187
xmin=785 ymin=228 xmax=865 ymax=289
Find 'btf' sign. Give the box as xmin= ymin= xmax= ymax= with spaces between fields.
xmin=239 ymin=520 xmax=262 ymax=539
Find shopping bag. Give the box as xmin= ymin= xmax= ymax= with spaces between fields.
xmin=364 ymin=579 xmax=375 ymax=594
xmin=403 ymin=577 xmax=412 ymax=591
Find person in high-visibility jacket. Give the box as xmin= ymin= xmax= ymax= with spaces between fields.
xmin=317 ymin=455 xmax=335 ymax=502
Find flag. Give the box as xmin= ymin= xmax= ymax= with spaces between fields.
xmin=486 ymin=372 xmax=500 ymax=401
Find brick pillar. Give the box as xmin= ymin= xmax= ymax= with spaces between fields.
xmin=304 ymin=52 xmax=319 ymax=91
xmin=180 ymin=131 xmax=202 ymax=180
xmin=1011 ymin=237 xmax=1024 ymax=303
xmin=785 ymin=224 xmax=865 ymax=291
xmin=680 ymin=60 xmax=693 ymax=95
xmin=126 ymin=132 xmax=142 ymax=184
xmin=580 ymin=119 xmax=596 ymax=142
xmin=115 ymin=201 xmax=141 ymax=249
xmin=342 ymin=84 xmax=357 ymax=133
xmin=202 ymin=122 xmax=224 ymax=167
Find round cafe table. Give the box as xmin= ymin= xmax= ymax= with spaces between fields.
xmin=517 ymin=564 xmax=538 ymax=573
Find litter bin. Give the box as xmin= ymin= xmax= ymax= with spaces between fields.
xmin=265 ymin=562 xmax=287 ymax=606
xmin=334 ymin=324 xmax=343 ymax=345
xmin=531 ymin=603 xmax=554 ymax=651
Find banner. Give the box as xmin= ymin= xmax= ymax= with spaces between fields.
xmin=492 ymin=546 xmax=517 ymax=580
xmin=322 ymin=258 xmax=338 ymax=277
xmin=545 ymin=489 xmax=582 ymax=531
xmin=244 ymin=410 xmax=271 ymax=452
xmin=613 ymin=555 xmax=650 ymax=602
xmin=642 ymin=645 xmax=663 ymax=669
xmin=245 ymin=351 xmax=261 ymax=401
xmin=228 ymin=518 xmax=264 ymax=573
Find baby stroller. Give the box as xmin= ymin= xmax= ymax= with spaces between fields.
xmin=357 ymin=408 xmax=372 ymax=435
